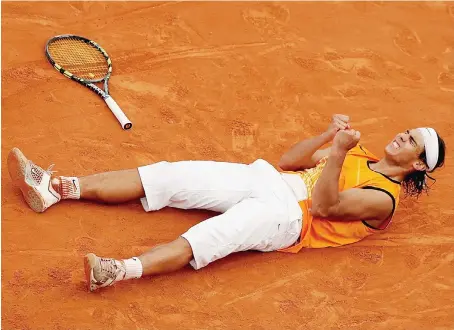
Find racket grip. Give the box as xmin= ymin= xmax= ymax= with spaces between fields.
xmin=105 ymin=96 xmax=132 ymax=130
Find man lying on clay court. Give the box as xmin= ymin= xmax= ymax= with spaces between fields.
xmin=8 ymin=114 xmax=446 ymax=292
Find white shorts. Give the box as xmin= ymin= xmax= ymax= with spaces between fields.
xmin=137 ymin=159 xmax=304 ymax=270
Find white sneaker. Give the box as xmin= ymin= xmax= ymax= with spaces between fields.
xmin=84 ymin=253 xmax=126 ymax=292
xmin=7 ymin=147 xmax=61 ymax=213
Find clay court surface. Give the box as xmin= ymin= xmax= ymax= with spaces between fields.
xmin=2 ymin=1 xmax=454 ymax=329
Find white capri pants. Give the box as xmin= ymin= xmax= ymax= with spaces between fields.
xmin=137 ymin=159 xmax=304 ymax=270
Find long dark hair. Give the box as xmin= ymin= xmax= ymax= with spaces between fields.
xmin=402 ymin=133 xmax=446 ymax=197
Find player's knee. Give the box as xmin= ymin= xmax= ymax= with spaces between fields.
xmin=174 ymin=237 xmax=194 ymax=261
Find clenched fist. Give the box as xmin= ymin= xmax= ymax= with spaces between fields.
xmin=333 ymin=129 xmax=361 ymax=152
xmin=325 ymin=114 xmax=351 ymax=140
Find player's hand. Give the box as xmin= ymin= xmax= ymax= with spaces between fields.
xmin=332 ymin=129 xmax=361 ymax=153
xmin=325 ymin=114 xmax=351 ymax=140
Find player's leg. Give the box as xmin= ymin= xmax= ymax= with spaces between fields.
xmin=73 ymin=159 xmax=256 ymax=210
xmin=7 ymin=147 xmax=145 ymax=212
xmin=7 ymin=147 xmax=258 ymax=213
xmin=180 ymin=196 xmax=302 ymax=270
xmin=129 ymin=159 xmax=260 ymax=213
xmin=84 ymin=196 xmax=302 ymax=292
xmin=76 ymin=169 xmax=144 ymax=203
xmin=84 ymin=236 xmax=193 ymax=292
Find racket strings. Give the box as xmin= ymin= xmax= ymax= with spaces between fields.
xmin=48 ymin=37 xmax=108 ymax=80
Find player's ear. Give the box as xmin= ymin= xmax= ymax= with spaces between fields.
xmin=412 ymin=160 xmax=427 ymax=172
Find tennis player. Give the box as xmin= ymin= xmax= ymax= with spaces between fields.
xmin=7 ymin=115 xmax=446 ymax=292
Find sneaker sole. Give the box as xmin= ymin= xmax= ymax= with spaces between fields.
xmin=7 ymin=148 xmax=46 ymax=213
xmin=84 ymin=253 xmax=97 ymax=292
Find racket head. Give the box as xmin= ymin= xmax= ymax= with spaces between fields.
xmin=45 ymin=34 xmax=112 ymax=83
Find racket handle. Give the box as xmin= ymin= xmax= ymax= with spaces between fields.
xmin=105 ymin=96 xmax=132 ymax=130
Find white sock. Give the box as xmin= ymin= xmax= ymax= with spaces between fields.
xmin=59 ymin=176 xmax=81 ymax=199
xmin=122 ymin=257 xmax=143 ymax=280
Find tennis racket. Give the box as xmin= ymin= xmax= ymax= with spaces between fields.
xmin=45 ymin=34 xmax=132 ymax=130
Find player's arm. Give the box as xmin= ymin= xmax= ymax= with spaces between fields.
xmin=310 ymin=131 xmax=393 ymax=222
xmin=312 ymin=187 xmax=393 ymax=221
xmin=279 ymin=114 xmax=350 ymax=171
xmin=278 ymin=133 xmax=332 ymax=171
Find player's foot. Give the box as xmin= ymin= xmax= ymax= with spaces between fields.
xmin=84 ymin=253 xmax=126 ymax=292
xmin=7 ymin=147 xmax=61 ymax=213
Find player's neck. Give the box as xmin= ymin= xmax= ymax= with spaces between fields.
xmin=369 ymin=158 xmax=407 ymax=182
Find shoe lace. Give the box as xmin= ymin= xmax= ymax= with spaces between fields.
xmin=99 ymin=258 xmax=120 ymax=280
xmin=45 ymin=164 xmax=57 ymax=176
xmin=29 ymin=162 xmax=57 ymax=184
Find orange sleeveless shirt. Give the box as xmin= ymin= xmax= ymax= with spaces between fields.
xmin=279 ymin=144 xmax=401 ymax=253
